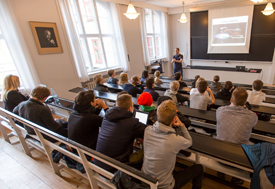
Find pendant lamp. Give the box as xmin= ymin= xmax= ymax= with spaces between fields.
xmin=178 ymin=2 xmax=188 ymax=23
xmin=262 ymin=2 xmax=275 ymax=16
xmin=124 ymin=1 xmax=140 ymax=20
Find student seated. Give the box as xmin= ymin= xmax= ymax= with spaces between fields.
xmin=164 ymin=81 xmax=189 ymax=105
xmin=154 ymin=71 xmax=163 ymax=85
xmin=68 ymin=90 xmax=108 ymax=150
xmin=247 ymin=79 xmax=266 ymax=105
xmin=142 ymin=100 xmax=203 ymax=189
xmin=190 ymin=79 xmax=215 ymax=110
xmin=93 ymin=75 xmax=109 ymax=92
xmin=216 ymin=87 xmax=258 ymax=145
xmin=95 ymin=94 xmax=146 ymax=173
xmin=118 ymin=72 xmax=129 ymax=86
xmin=1 ymin=75 xmax=28 ymax=112
xmin=174 ymin=72 xmax=187 ymax=88
xmin=209 ymin=75 xmax=223 ymax=95
xmin=123 ymin=76 xmax=143 ymax=97
xmin=107 ymin=70 xmax=118 ymax=84
xmin=140 ymin=70 xmax=148 ymax=84
xmin=13 ymin=86 xmax=67 ymax=141
xmin=143 ymin=77 xmax=160 ymax=101
xmin=137 ymin=92 xmax=156 ymax=125
xmin=191 ymin=75 xmax=200 ymax=88
xmin=215 ymin=81 xmax=234 ymax=101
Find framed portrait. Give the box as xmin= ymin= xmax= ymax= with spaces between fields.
xmin=29 ymin=22 xmax=63 ymax=54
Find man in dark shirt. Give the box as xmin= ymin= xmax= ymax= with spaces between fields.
xmin=143 ymin=77 xmax=160 ymax=101
xmin=171 ymin=48 xmax=183 ymax=76
xmin=68 ymin=90 xmax=108 ymax=150
xmin=13 ymin=86 xmax=67 ymax=141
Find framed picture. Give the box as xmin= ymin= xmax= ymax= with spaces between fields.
xmin=29 ymin=22 xmax=63 ymax=54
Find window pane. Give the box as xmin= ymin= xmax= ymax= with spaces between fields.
xmin=153 ymin=11 xmax=161 ymax=34
xmin=155 ymin=36 xmax=162 ymax=57
xmin=80 ymin=38 xmax=92 ymax=71
xmin=78 ymin=0 xmax=99 ymax=34
xmin=147 ymin=36 xmax=155 ymax=58
xmin=145 ymin=9 xmax=153 ymax=33
xmin=103 ymin=37 xmax=118 ymax=67
xmin=87 ymin=37 xmax=106 ymax=69
xmin=0 ymin=39 xmax=18 ymax=89
xmin=96 ymin=2 xmax=112 ymax=34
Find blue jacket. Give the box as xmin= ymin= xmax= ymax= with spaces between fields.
xmin=143 ymin=88 xmax=160 ymax=101
xmin=242 ymin=143 xmax=275 ymax=189
xmin=107 ymin=77 xmax=118 ymax=84
xmin=123 ymin=84 xmax=143 ymax=97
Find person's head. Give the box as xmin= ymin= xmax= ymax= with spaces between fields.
xmin=116 ymin=94 xmax=134 ymax=112
xmin=108 ymin=70 xmax=115 ymax=77
xmin=94 ymin=75 xmax=104 ymax=85
xmin=137 ymin=92 xmax=153 ymax=106
xmin=197 ymin=80 xmax=208 ymax=93
xmin=44 ymin=30 xmax=51 ymax=40
xmin=195 ymin=77 xmax=205 ymax=88
xmin=252 ymin=79 xmax=264 ymax=91
xmin=194 ymin=75 xmax=200 ymax=80
xmin=175 ymin=48 xmax=180 ymax=55
xmin=170 ymin=81 xmax=180 ymax=92
xmin=119 ymin=72 xmax=128 ymax=85
xmin=1 ymin=75 xmax=20 ymax=101
xmin=146 ymin=77 xmax=155 ymax=88
xmin=174 ymin=72 xmax=182 ymax=81
xmin=75 ymin=90 xmax=96 ymax=107
xmin=157 ymin=100 xmax=177 ymax=126
xmin=31 ymin=86 xmax=51 ymax=102
xmin=231 ymin=87 xmax=248 ymax=106
xmin=213 ymin=75 xmax=220 ymax=83
xmin=154 ymin=71 xmax=160 ymax=78
xmin=224 ymin=81 xmax=233 ymax=91
xmin=131 ymin=76 xmax=140 ymax=86
xmin=141 ymin=70 xmax=148 ymax=79
xmin=117 ymin=91 xmax=129 ymax=97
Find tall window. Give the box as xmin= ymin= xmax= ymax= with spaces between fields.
xmin=70 ymin=0 xmax=121 ymax=73
xmin=144 ymin=9 xmax=163 ymax=61
xmin=0 ymin=28 xmax=20 ymax=89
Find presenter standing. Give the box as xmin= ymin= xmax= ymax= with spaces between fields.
xmin=171 ymin=48 xmax=183 ymax=76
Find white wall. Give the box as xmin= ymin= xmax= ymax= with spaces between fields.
xmin=169 ymin=12 xmax=275 ymax=85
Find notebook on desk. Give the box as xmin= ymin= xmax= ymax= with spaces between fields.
xmin=135 ymin=111 xmax=149 ymax=125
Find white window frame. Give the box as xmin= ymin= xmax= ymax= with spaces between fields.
xmin=72 ymin=0 xmax=121 ymax=73
xmin=144 ymin=9 xmax=165 ymax=62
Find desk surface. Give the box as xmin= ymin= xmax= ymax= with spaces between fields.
xmin=190 ymin=132 xmax=252 ymax=169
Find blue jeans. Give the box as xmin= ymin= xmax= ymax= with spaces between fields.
xmin=173 ymin=68 xmax=183 ymax=78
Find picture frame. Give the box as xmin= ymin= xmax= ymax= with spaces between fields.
xmin=29 ymin=21 xmax=63 ymax=54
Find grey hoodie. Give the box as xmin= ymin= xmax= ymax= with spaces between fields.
xmin=164 ymin=89 xmax=178 ymax=104
xmin=142 ymin=121 xmax=192 ymax=189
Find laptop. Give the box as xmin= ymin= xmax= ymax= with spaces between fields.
xmin=135 ymin=111 xmax=149 ymax=125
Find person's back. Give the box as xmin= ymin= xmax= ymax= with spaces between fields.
xmin=95 ymin=94 xmax=146 ymax=173
xmin=164 ymin=81 xmax=188 ymax=105
xmin=209 ymin=75 xmax=223 ymax=95
xmin=216 ymin=87 xmax=258 ymax=145
xmin=190 ymin=79 xmax=215 ymax=110
xmin=140 ymin=70 xmax=148 ymax=84
xmin=142 ymin=100 xmax=203 ymax=189
xmin=68 ymin=90 xmax=108 ymax=150
xmin=247 ymin=80 xmax=266 ymax=105
xmin=143 ymin=77 xmax=159 ymax=101
xmin=215 ymin=81 xmax=234 ymax=101
xmin=123 ymin=76 xmax=143 ymax=97
xmin=107 ymin=70 xmax=118 ymax=84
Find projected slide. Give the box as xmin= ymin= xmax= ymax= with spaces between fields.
xmin=212 ymin=16 xmax=248 ymax=46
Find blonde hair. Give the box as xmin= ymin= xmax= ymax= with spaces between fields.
xmin=170 ymin=81 xmax=180 ymax=92
xmin=1 ymin=75 xmax=20 ymax=101
xmin=94 ymin=75 xmax=102 ymax=84
xmin=157 ymin=100 xmax=177 ymax=126
xmin=119 ymin=72 xmax=129 ymax=85
xmin=154 ymin=71 xmax=160 ymax=83
xmin=116 ymin=94 xmax=133 ymax=111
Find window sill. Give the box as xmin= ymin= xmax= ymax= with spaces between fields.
xmin=149 ymin=57 xmax=168 ymax=64
xmin=88 ymin=67 xmax=122 ymax=79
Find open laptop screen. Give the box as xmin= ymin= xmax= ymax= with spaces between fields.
xmin=135 ymin=111 xmax=149 ymax=125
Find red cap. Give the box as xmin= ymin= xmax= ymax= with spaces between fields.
xmin=137 ymin=92 xmax=153 ymax=106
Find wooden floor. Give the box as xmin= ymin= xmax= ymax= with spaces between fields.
xmin=0 ymin=128 xmax=249 ymax=189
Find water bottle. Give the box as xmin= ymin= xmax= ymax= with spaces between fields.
xmin=51 ymin=88 xmax=61 ymax=106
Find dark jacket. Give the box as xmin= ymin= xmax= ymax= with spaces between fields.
xmin=123 ymin=84 xmax=143 ymax=97
xmin=94 ymin=84 xmax=110 ymax=93
xmin=95 ymin=106 xmax=146 ymax=173
xmin=179 ymin=81 xmax=187 ymax=88
xmin=191 ymin=79 xmax=197 ymax=88
xmin=210 ymin=81 xmax=223 ymax=95
xmin=13 ymin=98 xmax=67 ymax=140
xmin=107 ymin=77 xmax=118 ymax=84
xmin=143 ymin=88 xmax=159 ymax=101
xmin=4 ymin=90 xmax=28 ymax=112
xmin=68 ymin=103 xmax=108 ymax=150
xmin=242 ymin=143 xmax=275 ymax=189
xmin=215 ymin=89 xmax=232 ymax=101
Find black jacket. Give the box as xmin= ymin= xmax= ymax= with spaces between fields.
xmin=68 ymin=103 xmax=107 ymax=150
xmin=143 ymin=88 xmax=159 ymax=101
xmin=13 ymin=98 xmax=67 ymax=140
xmin=215 ymin=89 xmax=232 ymax=101
xmin=4 ymin=90 xmax=28 ymax=112
xmin=123 ymin=84 xmax=143 ymax=97
xmin=95 ymin=106 xmax=146 ymax=173
xmin=179 ymin=81 xmax=187 ymax=88
xmin=107 ymin=77 xmax=118 ymax=84
xmin=94 ymin=84 xmax=110 ymax=93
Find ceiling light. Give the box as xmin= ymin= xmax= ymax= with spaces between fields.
xmin=178 ymin=2 xmax=188 ymax=23
xmin=262 ymin=2 xmax=275 ymax=16
xmin=250 ymin=0 xmax=264 ymax=3
xmin=124 ymin=2 xmax=140 ymax=20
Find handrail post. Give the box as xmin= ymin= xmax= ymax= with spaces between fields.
xmin=0 ymin=119 xmax=11 ymax=143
